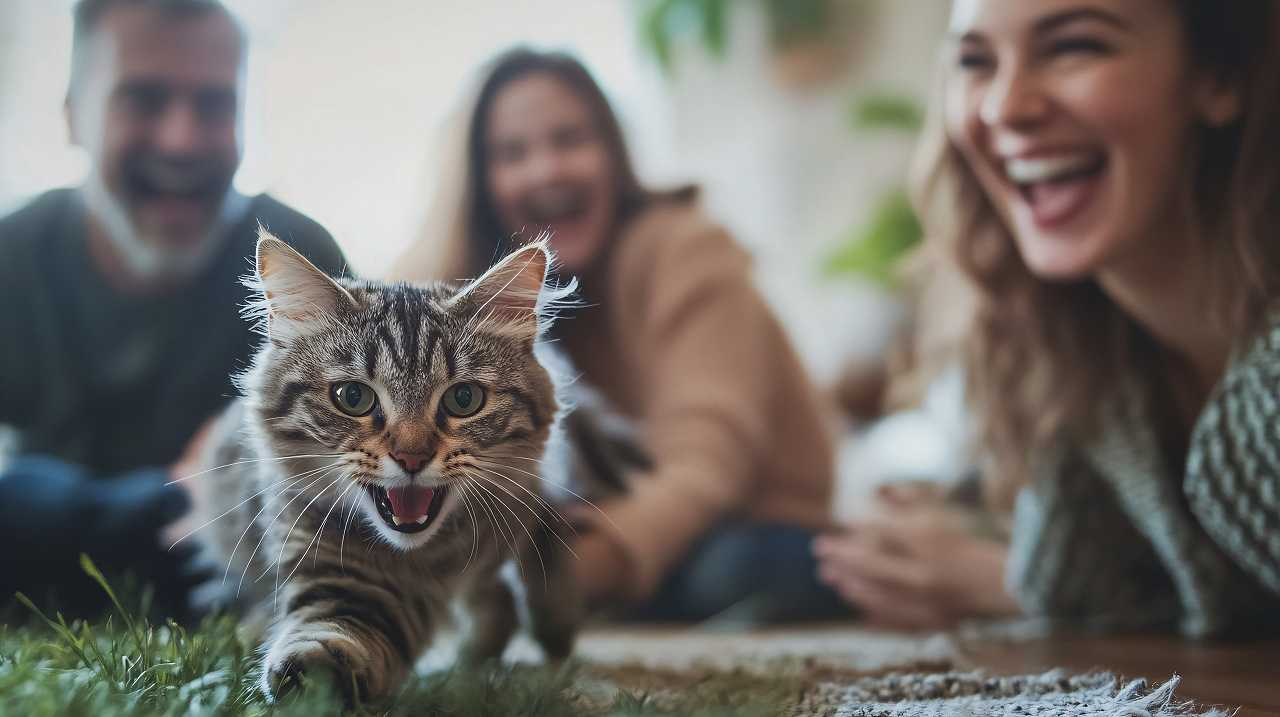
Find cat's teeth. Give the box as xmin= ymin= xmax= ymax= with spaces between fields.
xmin=414 ymin=514 xmax=429 ymax=525
xmin=391 ymin=515 xmax=404 ymax=526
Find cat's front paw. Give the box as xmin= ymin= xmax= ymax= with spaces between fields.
xmin=260 ymin=636 xmax=385 ymax=705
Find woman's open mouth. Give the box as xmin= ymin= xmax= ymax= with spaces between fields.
xmin=367 ymin=484 xmax=449 ymax=534
xmin=1005 ymin=152 xmax=1107 ymax=229
xmin=523 ymin=187 xmax=592 ymax=226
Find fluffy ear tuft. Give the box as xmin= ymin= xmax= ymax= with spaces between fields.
xmin=249 ymin=226 xmax=355 ymax=340
xmin=452 ymin=239 xmax=575 ymax=341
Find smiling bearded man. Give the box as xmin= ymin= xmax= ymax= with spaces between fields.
xmin=0 ymin=0 xmax=345 ymax=618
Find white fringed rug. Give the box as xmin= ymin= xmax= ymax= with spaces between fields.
xmin=804 ymin=671 xmax=1225 ymax=717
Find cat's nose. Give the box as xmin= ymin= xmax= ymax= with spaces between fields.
xmin=390 ymin=450 xmax=433 ymax=475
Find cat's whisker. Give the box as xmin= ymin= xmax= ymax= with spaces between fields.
xmin=462 ymin=472 xmax=524 ymax=582
xmin=478 ymin=483 xmax=530 ymax=584
xmin=310 ymin=476 xmax=361 ymax=571
xmin=464 ymin=470 xmax=551 ymax=587
xmin=466 ymin=464 xmax=564 ymax=528
xmin=458 ymin=455 xmax=563 ymax=517
xmin=285 ymin=474 xmax=359 ymax=588
xmin=460 ymin=476 xmax=505 ymax=560
xmin=221 ymin=462 xmax=345 ymax=585
xmin=461 ymin=460 xmax=571 ymax=527
xmin=463 ymin=463 xmax=579 ymax=560
xmin=262 ymin=471 xmax=347 ymax=605
xmin=236 ymin=462 xmax=344 ymax=599
xmin=168 ymin=460 xmax=343 ymax=550
xmin=267 ymin=468 xmax=351 ymax=594
xmin=462 ymin=469 xmax=543 ymax=585
xmin=451 ymin=480 xmax=482 ymax=576
xmin=467 ymin=468 xmax=581 ymax=563
xmin=164 ymin=452 xmax=345 ymax=486
xmin=474 ymin=457 xmax=620 ymax=533
xmin=338 ymin=485 xmax=363 ymax=574
xmin=465 ymin=460 xmax=576 ymax=530
xmin=467 ymin=471 xmax=547 ymax=567
xmin=248 ymin=464 xmax=344 ymax=585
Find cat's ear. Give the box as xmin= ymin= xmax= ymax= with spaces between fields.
xmin=252 ymin=227 xmax=355 ymax=340
xmin=452 ymin=241 xmax=554 ymax=341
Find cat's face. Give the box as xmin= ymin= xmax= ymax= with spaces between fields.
xmin=244 ymin=233 xmax=566 ymax=551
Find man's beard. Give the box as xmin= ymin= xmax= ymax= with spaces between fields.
xmin=81 ymin=167 xmax=246 ymax=282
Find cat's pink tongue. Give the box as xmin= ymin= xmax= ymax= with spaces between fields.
xmin=387 ymin=486 xmax=435 ymax=522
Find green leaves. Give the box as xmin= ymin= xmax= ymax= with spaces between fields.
xmin=640 ymin=0 xmax=836 ymax=75
xmin=823 ymin=190 xmax=922 ymax=286
xmin=824 ymin=93 xmax=927 ymax=287
xmin=762 ymin=0 xmax=831 ymax=49
xmin=849 ymin=93 xmax=924 ymax=133
xmin=641 ymin=0 xmax=731 ymax=75
xmin=700 ymin=0 xmax=729 ymax=57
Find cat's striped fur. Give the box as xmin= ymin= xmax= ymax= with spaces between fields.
xmin=191 ymin=231 xmax=584 ymax=702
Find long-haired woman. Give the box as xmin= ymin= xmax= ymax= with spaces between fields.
xmin=394 ymin=48 xmax=840 ymax=620
xmin=817 ymin=0 xmax=1280 ymax=636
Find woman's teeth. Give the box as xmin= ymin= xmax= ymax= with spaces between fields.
xmin=1003 ymin=153 xmax=1106 ymax=227
xmin=1005 ymin=153 xmax=1105 ymax=186
xmin=526 ymin=192 xmax=587 ymax=224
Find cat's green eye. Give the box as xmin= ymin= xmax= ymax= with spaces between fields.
xmin=331 ymin=381 xmax=377 ymax=417
xmin=442 ymin=382 xmax=485 ymax=418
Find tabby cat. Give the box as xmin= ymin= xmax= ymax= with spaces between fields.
xmin=190 ymin=231 xmax=584 ymax=702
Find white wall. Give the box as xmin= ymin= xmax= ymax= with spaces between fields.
xmin=0 ymin=0 xmax=86 ymax=208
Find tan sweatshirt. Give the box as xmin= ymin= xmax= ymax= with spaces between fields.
xmin=553 ymin=199 xmax=835 ymax=600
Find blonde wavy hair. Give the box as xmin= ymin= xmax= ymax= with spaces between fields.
xmin=907 ymin=0 xmax=1280 ymax=501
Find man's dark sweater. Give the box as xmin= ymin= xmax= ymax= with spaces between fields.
xmin=0 ymin=188 xmax=346 ymax=614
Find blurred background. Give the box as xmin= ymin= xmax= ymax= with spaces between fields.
xmin=0 ymin=0 xmax=962 ymax=515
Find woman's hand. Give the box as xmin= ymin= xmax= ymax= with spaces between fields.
xmin=812 ymin=488 xmax=1019 ymax=630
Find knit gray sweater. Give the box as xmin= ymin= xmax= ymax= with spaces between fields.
xmin=1006 ymin=323 xmax=1280 ymax=637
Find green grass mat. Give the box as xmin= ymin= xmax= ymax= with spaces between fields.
xmin=0 ymin=557 xmax=794 ymax=716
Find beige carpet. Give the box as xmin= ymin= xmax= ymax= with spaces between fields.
xmin=418 ymin=625 xmax=1218 ymax=716
xmin=572 ymin=625 xmax=957 ymax=674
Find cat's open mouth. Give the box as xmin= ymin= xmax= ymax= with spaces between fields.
xmin=368 ymin=484 xmax=448 ymax=534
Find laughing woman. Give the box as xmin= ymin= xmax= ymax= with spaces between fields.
xmin=393 ymin=49 xmax=838 ymax=620
xmin=818 ymin=0 xmax=1280 ymax=636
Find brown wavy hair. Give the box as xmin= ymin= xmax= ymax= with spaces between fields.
xmin=910 ymin=0 xmax=1280 ymax=500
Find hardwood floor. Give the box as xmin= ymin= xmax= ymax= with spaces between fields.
xmin=954 ymin=632 xmax=1280 ymax=716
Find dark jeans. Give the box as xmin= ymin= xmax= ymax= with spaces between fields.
xmin=626 ymin=522 xmax=850 ymax=625
xmin=0 ymin=455 xmax=200 ymax=620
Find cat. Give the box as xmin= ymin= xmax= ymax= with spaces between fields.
xmin=187 ymin=230 xmax=590 ymax=702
